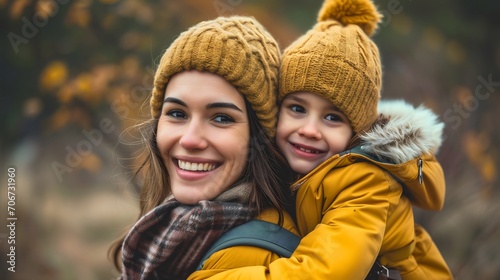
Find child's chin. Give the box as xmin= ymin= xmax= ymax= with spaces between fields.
xmin=290 ymin=163 xmax=315 ymax=175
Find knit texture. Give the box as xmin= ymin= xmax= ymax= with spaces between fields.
xmin=150 ymin=16 xmax=280 ymax=137
xmin=120 ymin=195 xmax=256 ymax=280
xmin=280 ymin=0 xmax=383 ymax=133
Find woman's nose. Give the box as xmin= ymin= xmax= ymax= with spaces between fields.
xmin=179 ymin=121 xmax=209 ymax=150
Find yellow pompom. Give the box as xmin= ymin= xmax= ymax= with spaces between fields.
xmin=317 ymin=0 xmax=382 ymax=36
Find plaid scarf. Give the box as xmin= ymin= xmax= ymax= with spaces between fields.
xmin=120 ymin=185 xmax=256 ymax=280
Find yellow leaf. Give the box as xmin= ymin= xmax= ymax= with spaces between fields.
xmin=481 ymin=156 xmax=497 ymax=183
xmin=66 ymin=1 xmax=91 ymax=27
xmin=49 ymin=107 xmax=70 ymax=131
xmin=40 ymin=61 xmax=68 ymax=91
xmin=36 ymin=0 xmax=57 ymax=18
xmin=79 ymin=153 xmax=102 ymax=173
xmin=57 ymin=83 xmax=75 ymax=103
xmin=91 ymin=65 xmax=118 ymax=94
xmin=76 ymin=73 xmax=92 ymax=95
xmin=9 ymin=0 xmax=30 ymax=20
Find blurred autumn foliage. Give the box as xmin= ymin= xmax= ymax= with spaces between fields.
xmin=0 ymin=0 xmax=499 ymax=279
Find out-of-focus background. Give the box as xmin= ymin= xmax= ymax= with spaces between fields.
xmin=0 ymin=0 xmax=498 ymax=279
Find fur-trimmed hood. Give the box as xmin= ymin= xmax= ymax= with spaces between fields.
xmin=360 ymin=100 xmax=444 ymax=164
xmin=293 ymin=99 xmax=446 ymax=211
xmin=353 ymin=100 xmax=446 ymax=210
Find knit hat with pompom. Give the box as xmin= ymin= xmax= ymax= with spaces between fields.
xmin=150 ymin=16 xmax=280 ymax=137
xmin=280 ymin=0 xmax=383 ymax=133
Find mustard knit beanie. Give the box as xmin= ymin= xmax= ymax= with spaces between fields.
xmin=280 ymin=0 xmax=383 ymax=133
xmin=150 ymin=16 xmax=280 ymax=137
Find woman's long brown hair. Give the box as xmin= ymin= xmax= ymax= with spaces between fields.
xmin=108 ymin=99 xmax=290 ymax=272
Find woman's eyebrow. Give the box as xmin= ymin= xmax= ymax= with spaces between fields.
xmin=163 ymin=98 xmax=243 ymax=112
xmin=163 ymin=97 xmax=187 ymax=107
xmin=206 ymin=102 xmax=243 ymax=112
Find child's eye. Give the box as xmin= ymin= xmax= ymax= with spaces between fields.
xmin=290 ymin=105 xmax=306 ymax=113
xmin=325 ymin=113 xmax=344 ymax=122
xmin=166 ymin=110 xmax=186 ymax=119
xmin=213 ymin=114 xmax=235 ymax=124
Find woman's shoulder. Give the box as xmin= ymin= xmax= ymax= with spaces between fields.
xmin=255 ymin=208 xmax=299 ymax=235
xmin=192 ymin=208 xmax=298 ymax=277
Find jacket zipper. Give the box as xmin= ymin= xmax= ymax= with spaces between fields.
xmin=418 ymin=159 xmax=423 ymax=185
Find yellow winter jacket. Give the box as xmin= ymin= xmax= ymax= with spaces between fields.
xmin=188 ymin=207 xmax=299 ymax=279
xmin=189 ymin=100 xmax=453 ymax=279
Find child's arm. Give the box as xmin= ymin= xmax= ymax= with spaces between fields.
xmin=189 ymin=163 xmax=397 ymax=279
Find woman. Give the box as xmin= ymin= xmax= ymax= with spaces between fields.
xmin=109 ymin=16 xmax=297 ymax=280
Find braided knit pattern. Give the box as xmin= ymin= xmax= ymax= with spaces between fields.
xmin=280 ymin=0 xmax=383 ymax=133
xmin=150 ymin=16 xmax=280 ymax=137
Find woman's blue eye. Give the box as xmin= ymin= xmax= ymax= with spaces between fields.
xmin=213 ymin=114 xmax=234 ymax=124
xmin=166 ymin=110 xmax=186 ymax=119
xmin=290 ymin=105 xmax=306 ymax=113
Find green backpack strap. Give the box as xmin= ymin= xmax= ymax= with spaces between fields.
xmin=340 ymin=145 xmax=395 ymax=164
xmin=197 ymin=219 xmax=300 ymax=270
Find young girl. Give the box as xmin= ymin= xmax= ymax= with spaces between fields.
xmin=188 ymin=0 xmax=453 ymax=279
xmin=109 ymin=16 xmax=298 ymax=279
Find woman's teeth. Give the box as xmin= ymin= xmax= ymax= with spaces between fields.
xmin=178 ymin=160 xmax=216 ymax=171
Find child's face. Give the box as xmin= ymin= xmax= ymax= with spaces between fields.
xmin=276 ymin=92 xmax=353 ymax=175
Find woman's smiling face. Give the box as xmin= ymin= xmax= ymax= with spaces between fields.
xmin=156 ymin=70 xmax=250 ymax=204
